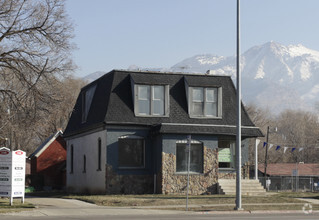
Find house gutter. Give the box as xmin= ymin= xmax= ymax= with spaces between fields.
xmin=105 ymin=121 xmax=261 ymax=130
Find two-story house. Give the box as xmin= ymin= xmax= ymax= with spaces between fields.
xmin=63 ymin=70 xmax=262 ymax=194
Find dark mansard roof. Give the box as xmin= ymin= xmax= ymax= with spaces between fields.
xmin=64 ymin=70 xmax=263 ymax=138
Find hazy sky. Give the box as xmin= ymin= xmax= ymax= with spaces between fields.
xmin=66 ymin=0 xmax=319 ymax=77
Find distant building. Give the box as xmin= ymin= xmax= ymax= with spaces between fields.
xmin=64 ymin=70 xmax=262 ymax=194
xmin=29 ymin=130 xmax=66 ymax=190
xmin=258 ymin=163 xmax=319 ymax=191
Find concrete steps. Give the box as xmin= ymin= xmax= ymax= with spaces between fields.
xmin=218 ymin=179 xmax=266 ymax=195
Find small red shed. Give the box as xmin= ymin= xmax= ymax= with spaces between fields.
xmin=29 ymin=130 xmax=66 ymax=190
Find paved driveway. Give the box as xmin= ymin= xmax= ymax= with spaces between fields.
xmin=2 ymin=197 xmax=185 ymax=218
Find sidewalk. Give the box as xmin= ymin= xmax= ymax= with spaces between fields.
xmin=2 ymin=197 xmax=187 ymax=217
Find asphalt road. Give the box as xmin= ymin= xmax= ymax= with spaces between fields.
xmin=2 ymin=213 xmax=319 ymax=220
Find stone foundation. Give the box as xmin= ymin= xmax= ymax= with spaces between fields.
xmin=218 ymin=162 xmax=250 ymax=179
xmin=161 ymin=147 xmax=218 ymax=195
xmin=105 ymin=164 xmax=153 ymax=194
xmin=218 ymin=171 xmax=236 ymax=179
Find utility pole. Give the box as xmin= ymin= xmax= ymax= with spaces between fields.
xmin=235 ymin=0 xmax=242 ymax=211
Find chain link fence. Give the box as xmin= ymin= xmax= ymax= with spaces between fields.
xmin=258 ymin=176 xmax=319 ymax=192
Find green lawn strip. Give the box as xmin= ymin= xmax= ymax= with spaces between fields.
xmin=25 ymin=191 xmax=319 ymax=210
xmin=276 ymin=191 xmax=319 ymax=199
xmin=62 ymin=193 xmax=305 ymax=207
xmin=0 ymin=198 xmax=35 ymax=213
xmin=156 ymin=204 xmax=319 ymax=212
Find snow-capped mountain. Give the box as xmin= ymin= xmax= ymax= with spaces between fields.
xmin=169 ymin=41 xmax=319 ymax=113
xmin=82 ymin=42 xmax=319 ymax=113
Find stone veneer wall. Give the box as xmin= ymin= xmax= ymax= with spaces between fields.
xmin=105 ymin=164 xmax=153 ymax=194
xmin=161 ymin=147 xmax=218 ymax=195
xmin=218 ymin=162 xmax=250 ymax=179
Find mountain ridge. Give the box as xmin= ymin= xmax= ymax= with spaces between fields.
xmin=83 ymin=42 xmax=319 ymax=113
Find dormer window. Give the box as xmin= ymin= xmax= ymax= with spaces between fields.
xmin=134 ymin=84 xmax=169 ymax=117
xmin=81 ymin=85 xmax=97 ymax=123
xmin=188 ymin=87 xmax=222 ymax=118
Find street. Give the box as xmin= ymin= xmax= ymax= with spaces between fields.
xmin=2 ymin=212 xmax=319 ymax=220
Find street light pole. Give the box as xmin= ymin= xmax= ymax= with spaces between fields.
xmin=235 ymin=0 xmax=242 ymax=211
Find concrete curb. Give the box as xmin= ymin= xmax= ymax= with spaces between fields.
xmin=196 ymin=210 xmax=319 ymax=214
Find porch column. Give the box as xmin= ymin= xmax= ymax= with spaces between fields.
xmin=255 ymin=139 xmax=260 ymax=180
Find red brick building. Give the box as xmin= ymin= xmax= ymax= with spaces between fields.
xmin=29 ymin=130 xmax=66 ymax=190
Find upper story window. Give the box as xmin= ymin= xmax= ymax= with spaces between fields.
xmin=134 ymin=84 xmax=169 ymax=117
xmin=189 ymin=87 xmax=222 ymax=118
xmin=82 ymin=85 xmax=97 ymax=123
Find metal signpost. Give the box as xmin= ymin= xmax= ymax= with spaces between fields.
xmin=0 ymin=147 xmax=25 ymax=205
xmin=0 ymin=147 xmax=11 ymax=199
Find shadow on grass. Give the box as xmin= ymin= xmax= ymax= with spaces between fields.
xmin=26 ymin=191 xmax=69 ymax=198
xmin=0 ymin=199 xmax=35 ymax=209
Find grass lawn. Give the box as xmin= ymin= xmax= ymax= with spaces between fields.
xmin=0 ymin=197 xmax=35 ymax=214
xmin=64 ymin=192 xmax=319 ymax=211
xmin=63 ymin=194 xmax=301 ymax=206
xmin=25 ymin=191 xmax=319 ymax=212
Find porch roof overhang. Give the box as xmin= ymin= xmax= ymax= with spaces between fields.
xmin=151 ymin=123 xmax=263 ymax=138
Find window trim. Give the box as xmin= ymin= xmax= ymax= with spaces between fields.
xmin=134 ymin=84 xmax=169 ymax=117
xmin=188 ymin=86 xmax=222 ymax=119
xmin=118 ymin=135 xmax=145 ymax=169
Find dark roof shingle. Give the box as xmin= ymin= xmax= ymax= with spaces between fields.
xmin=64 ymin=70 xmax=262 ymax=137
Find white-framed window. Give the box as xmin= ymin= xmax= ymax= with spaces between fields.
xmin=218 ymin=140 xmax=236 ymax=169
xmin=118 ymin=135 xmax=145 ymax=168
xmin=189 ymin=87 xmax=222 ymax=118
xmin=134 ymin=84 xmax=169 ymax=116
xmin=176 ymin=140 xmax=203 ymax=173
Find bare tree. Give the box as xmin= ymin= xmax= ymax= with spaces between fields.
xmin=276 ymin=110 xmax=319 ymax=163
xmin=0 ymin=0 xmax=75 ymax=152
xmin=0 ymin=0 xmax=74 ymax=117
xmin=245 ymin=103 xmax=274 ymax=164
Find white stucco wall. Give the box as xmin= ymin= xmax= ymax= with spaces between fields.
xmin=66 ymin=130 xmax=107 ymax=193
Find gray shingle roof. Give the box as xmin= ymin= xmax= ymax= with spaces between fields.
xmin=64 ymin=70 xmax=263 ymax=137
